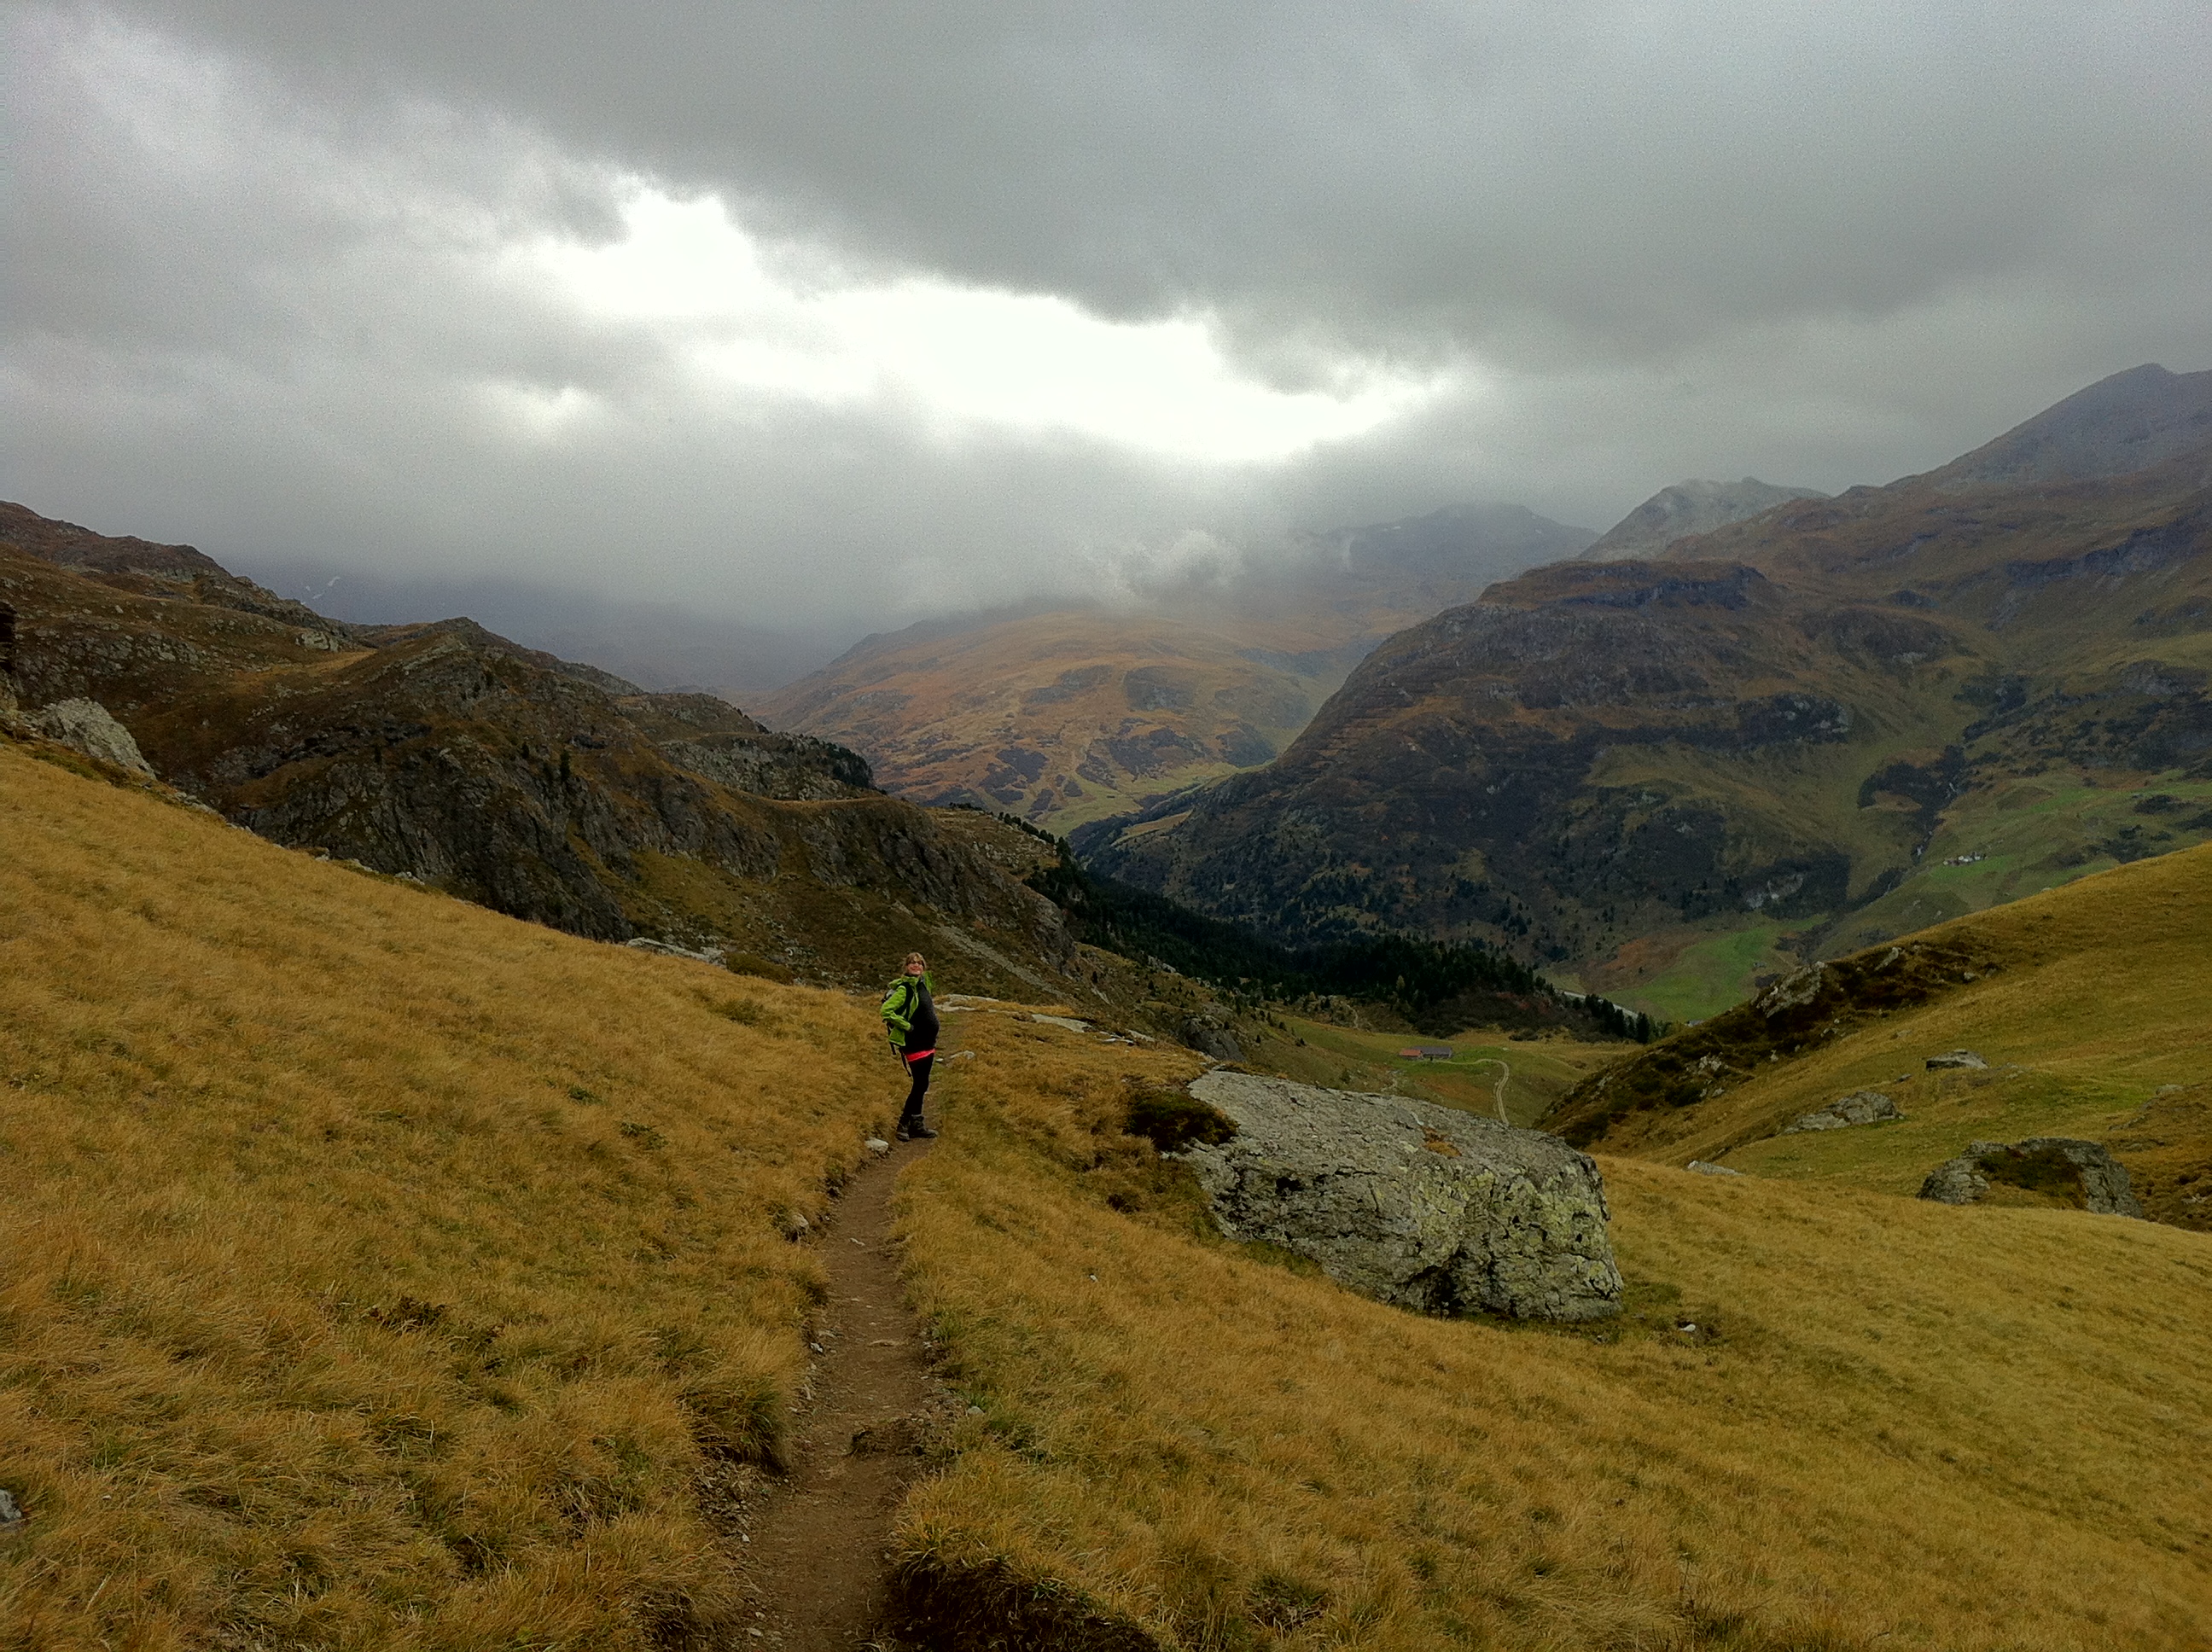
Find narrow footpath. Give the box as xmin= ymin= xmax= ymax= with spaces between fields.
xmin=735 ymin=1137 xmax=935 ymax=1649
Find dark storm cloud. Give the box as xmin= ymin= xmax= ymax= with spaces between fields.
xmin=4 ymin=1 xmax=2209 ymax=654
xmin=102 ymin=1 xmax=2212 ymax=358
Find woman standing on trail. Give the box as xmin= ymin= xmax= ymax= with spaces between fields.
xmin=881 ymin=951 xmax=940 ymax=1141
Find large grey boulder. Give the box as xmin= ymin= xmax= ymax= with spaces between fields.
xmin=1784 ymin=1090 xmax=1901 ymax=1133
xmin=25 ymin=698 xmax=154 ymax=777
xmin=1918 ymin=1138 xmax=2143 ymax=1216
xmin=1182 ymin=1072 xmax=1621 ymax=1321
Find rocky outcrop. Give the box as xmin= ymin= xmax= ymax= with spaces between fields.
xmin=1918 ymin=1138 xmax=2144 ymax=1216
xmin=1180 ymin=1072 xmax=1621 ymax=1321
xmin=1179 ymin=1012 xmax=1244 ymax=1062
xmin=614 ymin=689 xmax=876 ymax=801
xmin=1783 ymin=1090 xmax=1901 ymax=1132
xmin=22 ymin=698 xmax=154 ymax=776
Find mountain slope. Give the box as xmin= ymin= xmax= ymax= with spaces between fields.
xmin=1928 ymin=362 xmax=2212 ymax=488
xmin=11 ymin=740 xmax=2209 ymax=1649
xmin=1543 ymin=835 xmax=2212 ymax=1231
xmin=762 ymin=503 xmax=1594 ymax=828
xmin=1085 ymin=367 xmax=2212 ymax=1018
xmin=1584 ymin=477 xmax=1829 ymax=561
xmin=760 ymin=608 xmax=1333 ymax=829
xmin=0 ymin=504 xmax=1082 ymax=995
xmin=889 ymin=964 xmax=2212 ymax=1649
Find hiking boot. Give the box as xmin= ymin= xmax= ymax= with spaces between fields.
xmin=897 ymin=1121 xmax=938 ymax=1142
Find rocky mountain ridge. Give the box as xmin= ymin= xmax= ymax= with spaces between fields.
xmin=1081 ymin=365 xmax=2212 ymax=1018
xmin=0 ymin=503 xmax=1085 ymax=995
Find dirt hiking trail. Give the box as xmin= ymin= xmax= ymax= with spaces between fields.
xmin=736 ymin=1137 xmax=936 ymax=1649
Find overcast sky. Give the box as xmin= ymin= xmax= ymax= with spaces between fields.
xmin=4 ymin=1 xmax=2209 ymax=647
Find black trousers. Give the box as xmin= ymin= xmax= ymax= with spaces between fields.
xmin=901 ymin=1052 xmax=934 ymax=1121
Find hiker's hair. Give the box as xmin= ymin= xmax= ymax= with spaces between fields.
xmin=905 ymin=952 xmax=926 ymax=967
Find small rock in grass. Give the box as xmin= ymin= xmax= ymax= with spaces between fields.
xmin=1783 ymin=1090 xmax=1902 ymax=1133
xmin=1686 ymin=1160 xmax=1744 ymax=1177
xmin=0 ymin=1487 xmax=24 ymax=1530
xmin=1027 ymin=1012 xmax=1092 ymax=1032
xmin=1925 ymin=1050 xmax=1988 ymax=1071
xmin=864 ymin=1137 xmax=892 ymax=1156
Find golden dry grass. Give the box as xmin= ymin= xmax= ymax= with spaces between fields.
xmin=0 ymin=742 xmax=901 ymax=1649
xmin=894 ymin=1010 xmax=2212 ymax=1649
xmin=11 ymin=730 xmax=2212 ymax=1650
xmin=1588 ymin=840 xmax=2212 ymax=1188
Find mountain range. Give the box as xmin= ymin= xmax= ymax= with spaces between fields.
xmin=760 ymin=503 xmax=1595 ymax=827
xmin=0 ymin=503 xmax=1087 ymax=998
xmin=1080 ymin=364 xmax=2212 ymax=1020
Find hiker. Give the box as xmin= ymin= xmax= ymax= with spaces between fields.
xmin=880 ymin=951 xmax=940 ymax=1141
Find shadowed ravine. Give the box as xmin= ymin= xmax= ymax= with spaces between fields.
xmin=737 ymin=1139 xmax=935 ymax=1649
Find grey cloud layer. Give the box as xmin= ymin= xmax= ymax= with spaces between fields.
xmin=5 ymin=1 xmax=2209 ymax=638
xmin=114 ymin=0 xmax=2212 ymax=358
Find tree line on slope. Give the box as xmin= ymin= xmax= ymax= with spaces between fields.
xmin=1004 ymin=817 xmax=1656 ymax=1041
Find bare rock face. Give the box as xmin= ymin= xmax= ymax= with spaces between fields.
xmin=1918 ymin=1138 xmax=2144 ymax=1216
xmin=1784 ymin=1090 xmax=1901 ymax=1133
xmin=1182 ymin=1072 xmax=1621 ymax=1321
xmin=1180 ymin=1013 xmax=1244 ymax=1062
xmin=24 ymin=698 xmax=154 ymax=777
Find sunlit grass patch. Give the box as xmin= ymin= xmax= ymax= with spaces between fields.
xmin=0 ymin=744 xmax=899 ymax=1649
xmin=894 ymin=1009 xmax=2212 ymax=1649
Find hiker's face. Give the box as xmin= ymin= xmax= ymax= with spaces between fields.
xmin=905 ymin=959 xmax=925 ymax=975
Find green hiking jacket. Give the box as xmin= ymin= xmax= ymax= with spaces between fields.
xmin=880 ymin=972 xmax=935 ymax=1053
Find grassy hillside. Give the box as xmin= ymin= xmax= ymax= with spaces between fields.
xmin=1266 ymin=1015 xmax=1621 ymax=1129
xmin=1546 ymin=836 xmax=2212 ymax=1230
xmin=9 ymin=734 xmax=2212 ymax=1649
xmin=891 ymin=1009 xmax=2212 ymax=1649
xmin=0 ymin=741 xmax=902 ymax=1649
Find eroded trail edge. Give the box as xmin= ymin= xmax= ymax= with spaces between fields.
xmin=735 ymin=1140 xmax=937 ymax=1649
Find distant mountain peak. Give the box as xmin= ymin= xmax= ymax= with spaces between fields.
xmin=1335 ymin=500 xmax=1597 ymax=578
xmin=1584 ymin=479 xmax=1830 ymax=562
xmin=1929 ymin=363 xmax=2212 ymax=489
